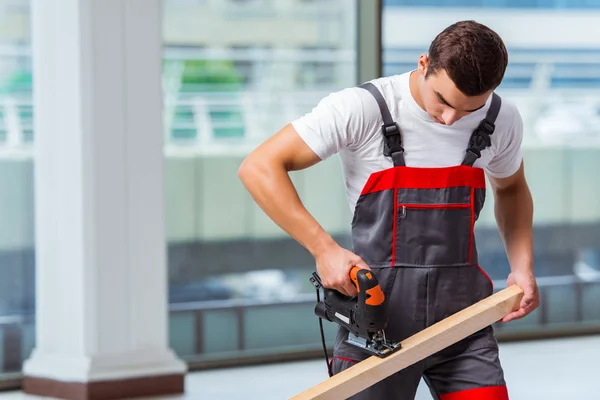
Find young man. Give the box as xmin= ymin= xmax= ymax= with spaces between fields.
xmin=238 ymin=20 xmax=539 ymax=400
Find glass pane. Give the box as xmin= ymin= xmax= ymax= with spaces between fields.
xmin=0 ymin=0 xmax=35 ymax=377
xmin=164 ymin=0 xmax=358 ymax=365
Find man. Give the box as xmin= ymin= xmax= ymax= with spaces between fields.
xmin=238 ymin=20 xmax=539 ymax=400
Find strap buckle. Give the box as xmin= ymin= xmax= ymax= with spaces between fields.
xmin=462 ymin=119 xmax=495 ymax=166
xmin=381 ymin=123 xmax=404 ymax=156
xmin=468 ymin=119 xmax=495 ymax=152
xmin=382 ymin=122 xmax=400 ymax=137
xmin=479 ymin=119 xmax=495 ymax=136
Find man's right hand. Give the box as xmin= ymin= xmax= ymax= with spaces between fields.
xmin=314 ymin=244 xmax=371 ymax=297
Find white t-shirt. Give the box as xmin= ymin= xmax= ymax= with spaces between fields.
xmin=291 ymin=71 xmax=523 ymax=212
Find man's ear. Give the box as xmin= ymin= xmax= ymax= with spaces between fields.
xmin=417 ymin=54 xmax=429 ymax=75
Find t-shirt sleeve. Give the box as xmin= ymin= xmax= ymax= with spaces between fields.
xmin=290 ymin=87 xmax=367 ymax=161
xmin=484 ymin=105 xmax=524 ymax=179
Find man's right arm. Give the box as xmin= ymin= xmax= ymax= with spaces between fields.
xmin=237 ymin=123 xmax=369 ymax=296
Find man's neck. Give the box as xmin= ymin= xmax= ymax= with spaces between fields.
xmin=409 ymin=70 xmax=426 ymax=111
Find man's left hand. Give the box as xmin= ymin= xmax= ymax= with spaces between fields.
xmin=502 ymin=270 xmax=540 ymax=323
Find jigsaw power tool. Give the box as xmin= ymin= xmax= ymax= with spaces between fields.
xmin=310 ymin=266 xmax=402 ymax=366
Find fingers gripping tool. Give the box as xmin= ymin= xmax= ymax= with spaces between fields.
xmin=310 ymin=266 xmax=402 ymax=359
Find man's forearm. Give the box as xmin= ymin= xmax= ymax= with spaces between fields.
xmin=493 ymin=181 xmax=534 ymax=274
xmin=238 ymin=157 xmax=337 ymax=258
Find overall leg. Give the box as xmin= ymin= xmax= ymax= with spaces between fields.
xmin=331 ymin=352 xmax=424 ymax=400
xmin=422 ymin=265 xmax=509 ymax=400
xmin=423 ymin=326 xmax=508 ymax=400
xmin=330 ymin=267 xmax=428 ymax=400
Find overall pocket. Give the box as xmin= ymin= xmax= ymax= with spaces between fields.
xmin=393 ymin=202 xmax=472 ymax=267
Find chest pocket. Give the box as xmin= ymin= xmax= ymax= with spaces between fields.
xmin=394 ymin=195 xmax=473 ymax=267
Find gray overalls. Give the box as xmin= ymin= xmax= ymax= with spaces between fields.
xmin=331 ymin=83 xmax=509 ymax=400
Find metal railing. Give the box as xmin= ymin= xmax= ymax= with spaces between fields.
xmin=3 ymin=88 xmax=600 ymax=155
xmin=1 ymin=46 xmax=600 ymax=152
xmin=2 ymin=272 xmax=598 ymax=379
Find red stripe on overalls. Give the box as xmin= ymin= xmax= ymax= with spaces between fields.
xmin=440 ymin=385 xmax=509 ymax=400
xmin=391 ymin=188 xmax=398 ymax=266
xmin=478 ymin=264 xmax=494 ymax=289
xmin=360 ymin=165 xmax=485 ymax=195
xmin=469 ymin=187 xmax=475 ymax=265
xmin=334 ymin=355 xmax=358 ymax=363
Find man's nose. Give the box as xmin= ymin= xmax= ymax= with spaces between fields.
xmin=442 ymin=109 xmax=459 ymax=126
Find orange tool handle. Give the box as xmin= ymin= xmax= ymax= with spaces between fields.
xmin=349 ymin=266 xmax=385 ymax=306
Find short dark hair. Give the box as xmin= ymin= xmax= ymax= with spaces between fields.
xmin=426 ymin=20 xmax=508 ymax=96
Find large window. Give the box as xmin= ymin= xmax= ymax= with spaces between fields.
xmin=382 ymin=2 xmax=600 ymax=336
xmin=0 ymin=0 xmax=35 ymax=383
xmin=0 ymin=0 xmax=360 ymax=378
xmin=162 ymin=0 xmax=359 ymax=366
xmin=5 ymin=0 xmax=596 ymax=383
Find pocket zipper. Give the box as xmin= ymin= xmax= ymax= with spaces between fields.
xmin=398 ymin=203 xmax=470 ymax=219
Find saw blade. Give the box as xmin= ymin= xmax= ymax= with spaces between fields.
xmin=346 ymin=332 xmax=402 ymax=358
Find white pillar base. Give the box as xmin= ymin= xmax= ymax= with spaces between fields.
xmin=23 ymin=347 xmax=187 ymax=383
xmin=23 ymin=348 xmax=186 ymax=400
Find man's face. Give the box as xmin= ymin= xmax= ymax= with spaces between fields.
xmin=416 ymin=55 xmax=492 ymax=126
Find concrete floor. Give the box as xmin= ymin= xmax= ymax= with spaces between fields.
xmin=2 ymin=334 xmax=599 ymax=399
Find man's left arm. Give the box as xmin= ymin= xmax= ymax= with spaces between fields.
xmin=488 ymin=161 xmax=540 ymax=323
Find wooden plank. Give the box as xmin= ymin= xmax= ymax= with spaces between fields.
xmin=290 ymin=285 xmax=524 ymax=400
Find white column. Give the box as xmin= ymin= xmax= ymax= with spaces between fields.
xmin=23 ymin=0 xmax=186 ymax=396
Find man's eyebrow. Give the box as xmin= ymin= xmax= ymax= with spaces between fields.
xmin=435 ymin=91 xmax=486 ymax=113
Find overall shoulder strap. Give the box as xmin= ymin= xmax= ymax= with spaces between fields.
xmin=462 ymin=92 xmax=502 ymax=166
xmin=358 ymin=82 xmax=405 ymax=167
